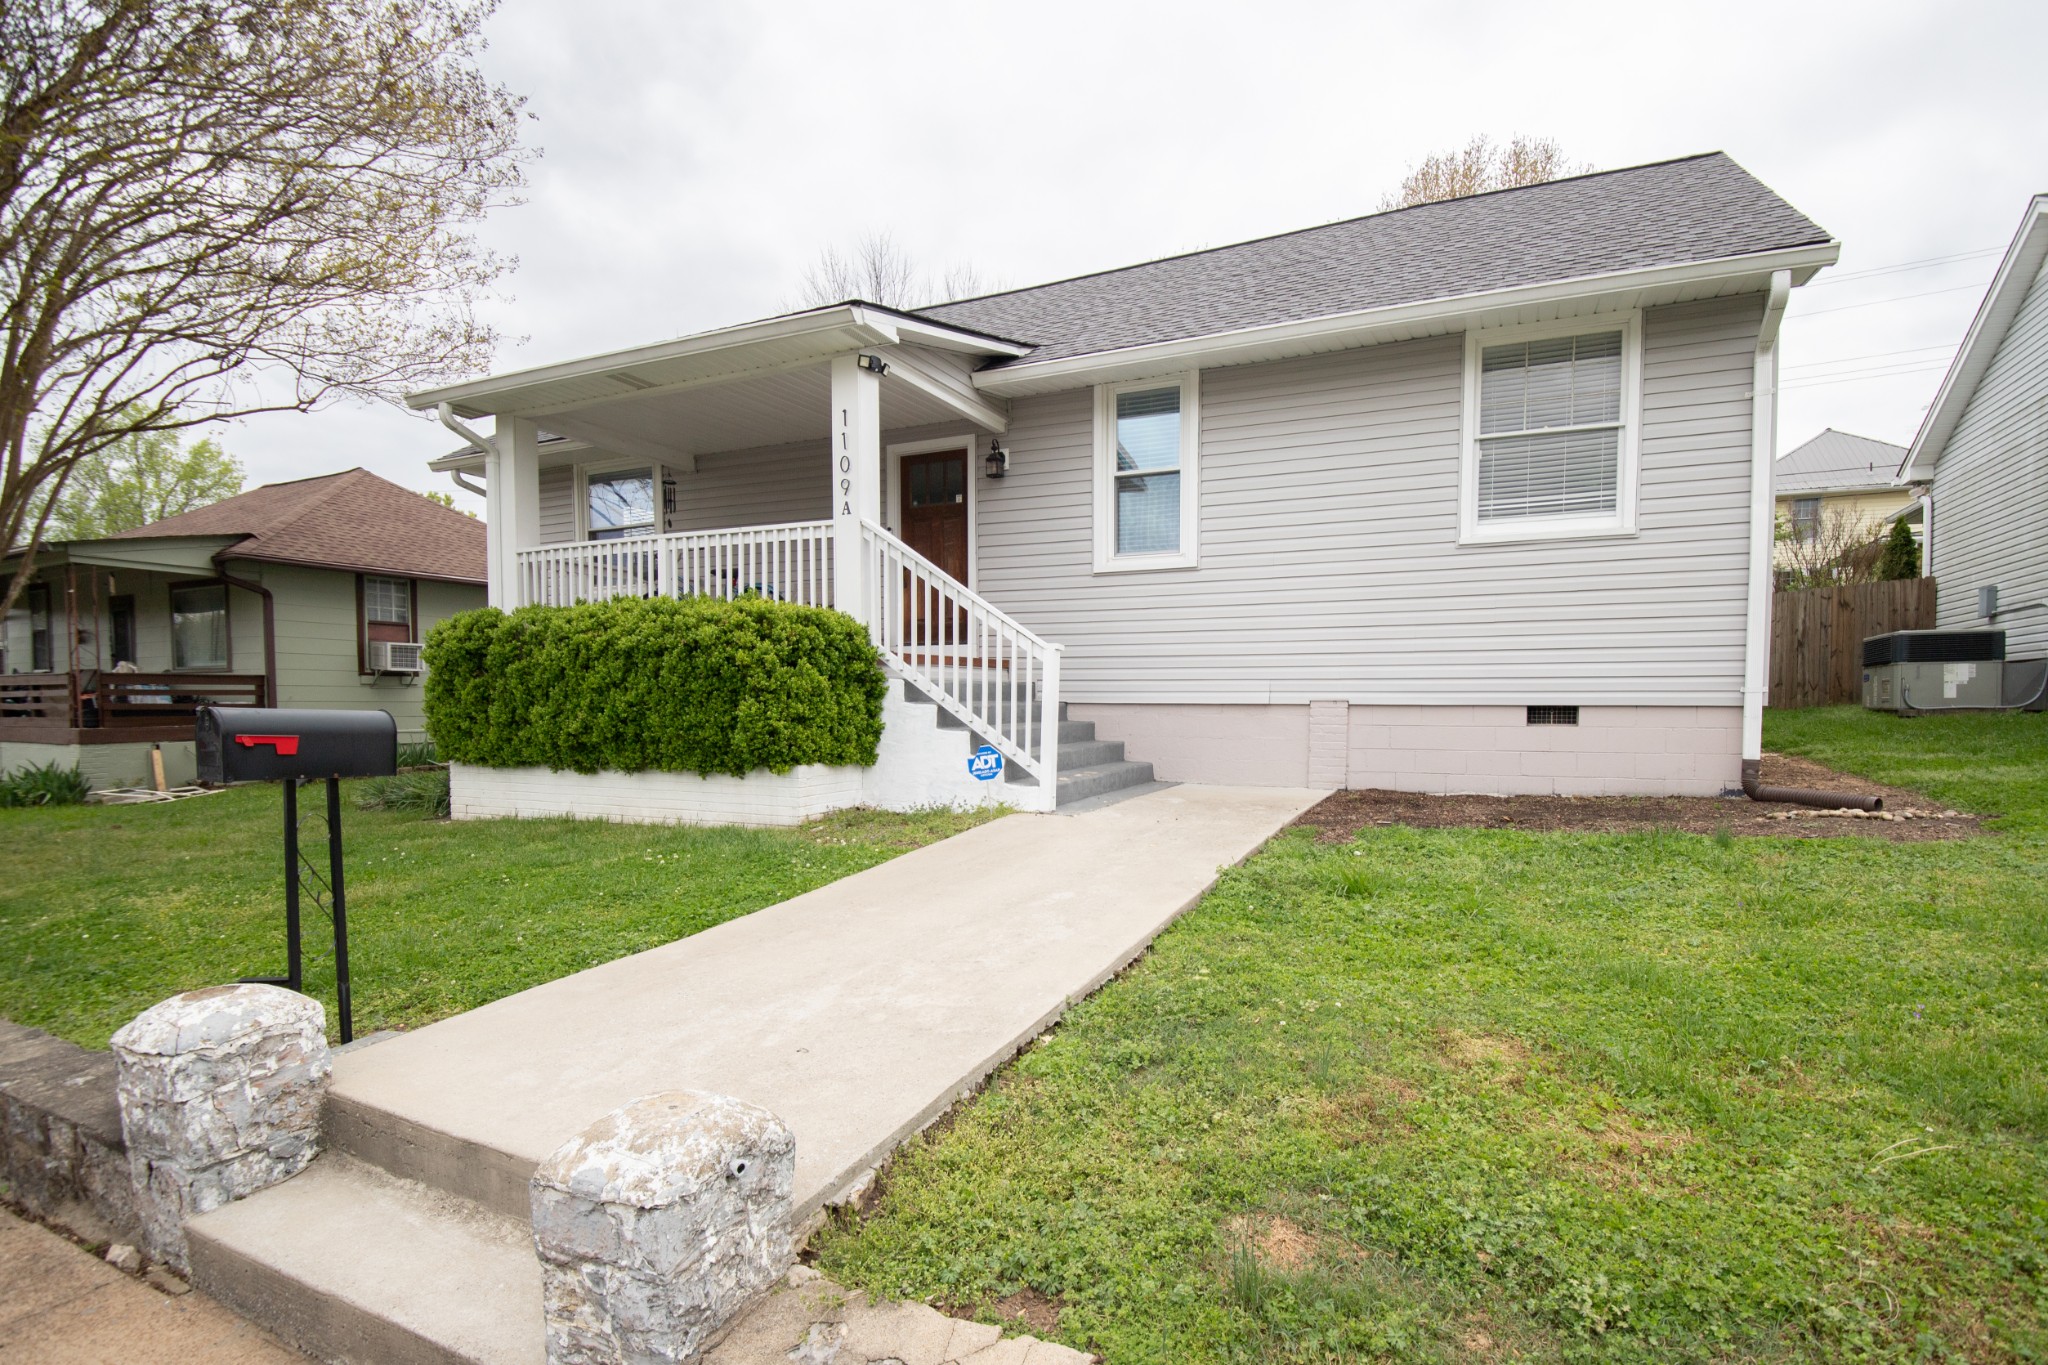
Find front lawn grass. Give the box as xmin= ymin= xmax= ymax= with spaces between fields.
xmin=0 ymin=785 xmax=995 ymax=1048
xmin=815 ymin=708 xmax=2048 ymax=1362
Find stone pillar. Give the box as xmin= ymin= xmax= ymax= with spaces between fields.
xmin=530 ymin=1090 xmax=796 ymax=1364
xmin=110 ymin=984 xmax=330 ymax=1272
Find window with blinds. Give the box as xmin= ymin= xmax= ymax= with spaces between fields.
xmin=1476 ymin=330 xmax=1625 ymax=523
xmin=1095 ymin=373 xmax=1200 ymax=570
xmin=1114 ymin=386 xmax=1183 ymax=556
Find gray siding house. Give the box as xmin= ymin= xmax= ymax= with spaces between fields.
xmin=415 ymin=153 xmax=1838 ymax=809
xmin=1 ymin=469 xmax=485 ymax=788
xmin=1898 ymin=194 xmax=2048 ymax=663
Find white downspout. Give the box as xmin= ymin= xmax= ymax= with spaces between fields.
xmin=438 ymin=403 xmax=510 ymax=609
xmin=1741 ymin=270 xmax=1793 ymax=787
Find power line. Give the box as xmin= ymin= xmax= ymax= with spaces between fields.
xmin=1804 ymin=246 xmax=2001 ymax=287
xmin=1780 ymin=361 xmax=1950 ymax=391
xmin=1795 ymin=281 xmax=1989 ymax=317
xmin=1785 ymin=347 xmax=1957 ymax=374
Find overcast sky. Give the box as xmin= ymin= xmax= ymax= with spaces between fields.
xmin=226 ymin=0 xmax=2048 ymax=512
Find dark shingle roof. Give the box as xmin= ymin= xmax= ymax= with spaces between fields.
xmin=919 ymin=153 xmax=1829 ymax=368
xmin=110 ymin=468 xmax=487 ymax=583
xmin=1774 ymin=429 xmax=1912 ymax=494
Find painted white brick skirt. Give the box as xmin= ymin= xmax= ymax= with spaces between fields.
xmin=1067 ymin=702 xmax=1743 ymax=797
xmin=450 ymin=762 xmax=867 ymax=827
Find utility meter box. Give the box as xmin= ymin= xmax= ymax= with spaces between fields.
xmin=1861 ymin=631 xmax=2005 ymax=712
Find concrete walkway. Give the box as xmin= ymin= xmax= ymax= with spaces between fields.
xmin=326 ymin=783 xmax=1322 ymax=1221
xmin=0 ymin=1208 xmax=299 ymax=1364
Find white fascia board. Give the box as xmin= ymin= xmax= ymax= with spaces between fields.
xmin=405 ymin=306 xmax=1031 ymax=419
xmin=886 ymin=314 xmax=1033 ymax=357
xmin=404 ymin=307 xmax=902 ymax=417
xmin=1900 ymin=196 xmax=2048 ymax=483
xmin=971 ymin=243 xmax=1841 ymax=395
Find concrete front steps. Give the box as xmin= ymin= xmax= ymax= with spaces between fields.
xmin=187 ymin=1152 xmax=542 ymax=1365
xmin=900 ymin=684 xmax=1158 ymax=807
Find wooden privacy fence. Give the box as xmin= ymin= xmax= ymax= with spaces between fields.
xmin=1770 ymin=578 xmax=1937 ymax=708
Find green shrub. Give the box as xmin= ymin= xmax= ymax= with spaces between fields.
xmin=356 ymin=769 xmax=451 ymax=818
xmin=1874 ymin=517 xmax=1922 ymax=580
xmin=0 ymin=761 xmax=92 ymax=808
xmin=395 ymin=739 xmax=440 ymax=770
xmin=422 ymin=596 xmax=887 ymax=776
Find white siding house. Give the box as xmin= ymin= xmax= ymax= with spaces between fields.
xmin=414 ymin=153 xmax=1839 ymax=812
xmin=1898 ymin=195 xmax=2048 ymax=662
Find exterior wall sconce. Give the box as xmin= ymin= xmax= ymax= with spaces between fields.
xmin=856 ymin=353 xmax=889 ymax=375
xmin=984 ymin=439 xmax=1009 ymax=479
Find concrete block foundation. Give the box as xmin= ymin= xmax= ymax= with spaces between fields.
xmin=1067 ymin=702 xmax=1744 ymax=797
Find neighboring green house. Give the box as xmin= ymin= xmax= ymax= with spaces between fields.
xmin=0 ymin=469 xmax=486 ymax=789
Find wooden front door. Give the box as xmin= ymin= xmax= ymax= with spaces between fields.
xmin=899 ymin=449 xmax=970 ymax=648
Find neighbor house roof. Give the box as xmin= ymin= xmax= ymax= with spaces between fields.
xmin=1774 ymin=429 xmax=1912 ymax=496
xmin=108 ymin=467 xmax=487 ymax=584
xmin=1900 ymin=194 xmax=2048 ymax=482
xmin=923 ymin=152 xmax=1833 ymax=373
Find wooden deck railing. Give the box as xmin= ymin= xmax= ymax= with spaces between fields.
xmin=0 ymin=671 xmax=267 ymax=735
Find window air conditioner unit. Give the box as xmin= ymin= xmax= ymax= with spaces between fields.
xmin=1861 ymin=630 xmax=2003 ymax=712
xmin=369 ymin=640 xmax=425 ymax=674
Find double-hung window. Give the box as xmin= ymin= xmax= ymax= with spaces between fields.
xmin=1461 ymin=315 xmax=1640 ymax=542
xmin=170 ymin=583 xmax=229 ymax=670
xmin=1789 ymin=497 xmax=1821 ymax=543
xmin=363 ymin=576 xmax=414 ymax=643
xmin=1094 ymin=373 xmax=1200 ymax=571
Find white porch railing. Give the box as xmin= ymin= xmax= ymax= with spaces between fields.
xmin=859 ymin=518 xmax=1062 ymax=809
xmin=517 ymin=521 xmax=835 ymax=608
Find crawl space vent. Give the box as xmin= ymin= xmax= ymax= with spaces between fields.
xmin=1526 ymin=705 xmax=1579 ymax=726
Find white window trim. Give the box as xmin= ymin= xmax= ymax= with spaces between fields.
xmin=577 ymin=461 xmax=660 ymax=541
xmin=1093 ymin=371 xmax=1200 ymax=573
xmin=1458 ymin=312 xmax=1642 ymax=545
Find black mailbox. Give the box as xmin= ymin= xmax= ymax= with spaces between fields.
xmin=197 ymin=707 xmax=398 ymax=785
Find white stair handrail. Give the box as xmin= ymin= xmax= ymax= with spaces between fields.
xmin=859 ymin=518 xmax=1062 ymax=811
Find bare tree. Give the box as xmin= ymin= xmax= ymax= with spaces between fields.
xmin=1775 ymin=507 xmax=1887 ymax=590
xmin=1 ymin=0 xmax=535 ymax=615
xmin=1380 ymin=135 xmax=1592 ymax=211
xmin=795 ymin=231 xmax=994 ymax=309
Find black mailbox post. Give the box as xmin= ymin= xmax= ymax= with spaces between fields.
xmin=198 ymin=707 xmax=397 ymax=1042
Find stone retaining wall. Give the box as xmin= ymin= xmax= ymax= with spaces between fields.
xmin=0 ymin=1019 xmax=138 ymax=1244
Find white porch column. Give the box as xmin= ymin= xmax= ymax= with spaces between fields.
xmin=829 ymin=355 xmax=882 ymax=629
xmin=494 ymin=416 xmax=544 ymax=610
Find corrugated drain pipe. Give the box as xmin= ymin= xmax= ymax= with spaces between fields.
xmin=1741 ymin=759 xmax=1882 ymax=812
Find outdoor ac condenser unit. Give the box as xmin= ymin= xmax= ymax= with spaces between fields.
xmin=369 ymin=640 xmax=425 ymax=675
xmin=1861 ymin=630 xmax=2004 ymax=712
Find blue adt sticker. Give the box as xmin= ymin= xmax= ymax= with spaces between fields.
xmin=967 ymin=745 xmax=1004 ymax=781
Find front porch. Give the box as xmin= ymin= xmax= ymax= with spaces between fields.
xmin=412 ymin=305 xmax=1120 ymax=812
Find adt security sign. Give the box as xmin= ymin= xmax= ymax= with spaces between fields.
xmin=967 ymin=744 xmax=1004 ymax=782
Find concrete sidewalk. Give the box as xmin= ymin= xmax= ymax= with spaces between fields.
xmin=0 ymin=1208 xmax=299 ymax=1364
xmin=324 ymin=783 xmax=1322 ymax=1221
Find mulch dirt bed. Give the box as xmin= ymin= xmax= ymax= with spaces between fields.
xmin=1294 ymin=752 xmax=1982 ymax=843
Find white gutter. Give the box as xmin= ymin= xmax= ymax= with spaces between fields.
xmin=439 ymin=403 xmax=511 ymax=607
xmin=971 ymin=242 xmax=1840 ymax=394
xmin=1742 ymin=270 xmax=1793 ymax=777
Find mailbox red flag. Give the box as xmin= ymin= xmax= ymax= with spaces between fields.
xmin=235 ymin=734 xmax=301 ymax=755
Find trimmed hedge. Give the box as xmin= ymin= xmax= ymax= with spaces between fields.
xmin=422 ymin=597 xmax=887 ymax=776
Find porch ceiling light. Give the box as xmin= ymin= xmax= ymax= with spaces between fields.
xmin=985 ymin=439 xmax=1009 ymax=479
xmin=856 ymin=353 xmax=889 ymax=375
